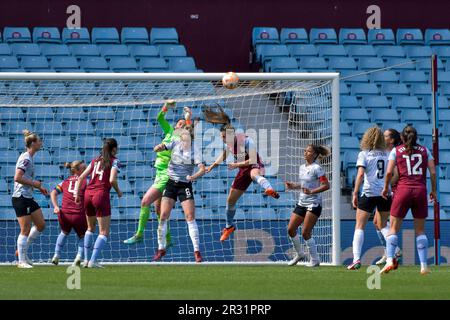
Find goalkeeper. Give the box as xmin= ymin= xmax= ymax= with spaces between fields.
xmin=124 ymin=100 xmax=192 ymax=245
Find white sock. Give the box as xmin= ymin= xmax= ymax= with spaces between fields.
xmin=381 ymin=225 xmax=390 ymax=240
xmin=84 ymin=230 xmax=94 ymax=261
xmin=27 ymin=226 xmax=41 ymax=248
xmin=54 ymin=232 xmax=67 ymax=257
xmin=17 ymin=234 xmax=28 ymax=263
xmin=289 ymin=234 xmax=303 ymax=255
xmin=157 ymin=219 xmax=168 ymax=250
xmin=187 ymin=220 xmax=200 ymax=252
xmin=255 ymin=175 xmax=272 ymax=191
xmin=352 ymin=229 xmax=364 ymax=262
xmin=305 ymin=238 xmax=318 ymax=262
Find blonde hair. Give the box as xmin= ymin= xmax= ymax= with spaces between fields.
xmin=360 ymin=126 xmax=385 ymax=151
xmin=308 ymin=144 xmax=331 ymax=161
xmin=22 ymin=129 xmax=40 ymax=148
xmin=64 ymin=160 xmax=84 ymax=175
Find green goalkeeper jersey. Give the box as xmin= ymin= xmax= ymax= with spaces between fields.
xmin=154 ymin=109 xmax=177 ymax=170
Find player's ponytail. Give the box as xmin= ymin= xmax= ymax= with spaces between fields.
xmin=309 ymin=144 xmax=331 ymax=161
xmin=402 ymin=125 xmax=418 ymax=156
xmin=22 ymin=129 xmax=39 ymax=148
xmin=64 ymin=160 xmax=84 ymax=175
xmin=101 ymin=138 xmax=118 ymax=170
xmin=202 ymin=105 xmax=232 ymax=130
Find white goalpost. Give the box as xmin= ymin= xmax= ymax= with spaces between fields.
xmin=0 ymin=72 xmax=340 ymax=265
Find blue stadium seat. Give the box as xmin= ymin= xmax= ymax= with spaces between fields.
xmin=69 ymin=44 xmax=100 ymax=58
xmin=400 ymin=109 xmax=429 ymax=124
xmin=341 ymin=108 xmax=370 ymax=123
xmin=49 ymin=56 xmax=79 ymax=71
xmin=26 ymin=107 xmax=55 ymax=122
xmin=117 ymin=179 xmax=133 ymax=194
xmin=0 ymin=43 xmax=12 ymax=56
xmin=421 ymin=96 xmax=448 ymax=111
xmin=168 ymin=57 xmax=198 ymax=72
xmin=397 ymin=28 xmax=424 ymax=45
xmin=339 ymin=28 xmax=367 ymax=44
xmin=99 ymin=44 xmax=130 ymax=59
xmin=317 ymin=44 xmax=347 ymax=57
xmin=56 ymin=107 xmax=88 ymax=121
xmin=74 ymin=136 xmax=102 ymax=151
xmin=138 ymin=57 xmax=168 ymax=72
xmin=340 ymin=83 xmax=349 ymax=95
xmin=195 ymin=179 xmax=226 ymax=194
xmin=0 ymin=150 xmax=19 ymax=164
xmin=343 ymin=149 xmax=361 ymax=169
xmin=376 ymin=46 xmax=406 ymax=59
xmin=434 ymin=46 xmax=450 ymax=62
xmin=35 ymin=165 xmax=61 ymax=178
xmin=134 ymin=179 xmax=153 ymax=194
xmin=118 ymin=150 xmax=145 ymax=164
xmin=62 ymin=28 xmax=90 ymax=44
xmin=268 ymin=57 xmax=298 ymax=72
xmin=280 ymin=28 xmax=308 ymax=44
xmin=439 ymin=138 xmax=450 ymax=151
xmin=405 ymin=45 xmax=433 ymax=59
xmin=20 ymin=56 xmax=50 ymax=71
xmin=287 ymin=44 xmax=317 ymax=59
xmin=392 ymin=96 xmax=421 ymax=112
xmin=109 ymin=57 xmax=138 ymax=72
xmin=439 ymin=71 xmax=450 ymax=83
xmin=45 ymin=137 xmax=73 ymax=150
xmin=340 ymin=96 xmax=360 ymax=109
xmin=352 ymin=122 xmax=375 ymax=138
xmin=0 ymin=137 xmax=11 ymax=149
xmin=346 ymin=45 xmax=377 ymax=58
xmin=425 ymin=29 xmax=450 ymax=46
xmin=0 ymin=165 xmax=17 ymax=179
xmin=0 ymin=179 xmax=9 ymax=193
xmin=361 ymin=96 xmax=390 ymax=110
xmin=83 ymin=150 xmax=102 ymax=163
xmin=252 ymin=27 xmax=279 ymax=46
xmin=32 ymin=27 xmax=61 ymax=43
xmin=95 ymin=121 xmax=123 ymax=136
xmin=414 ymin=123 xmax=433 ymax=138
xmin=381 ymin=83 xmax=409 ymax=97
xmin=89 ymin=108 xmax=116 ymax=121
xmin=369 ymin=70 xmax=398 ymax=84
xmin=150 ymin=27 xmax=179 ymax=45
xmin=0 ymin=56 xmax=19 ymax=70
xmin=298 ymin=57 xmax=327 ymax=70
xmin=441 ymin=84 xmax=450 ymax=97
xmin=128 ymin=121 xmax=159 ymax=136
xmin=33 ymin=150 xmax=53 ymax=165
xmin=11 ymin=43 xmax=41 ymax=57
xmin=309 ymin=28 xmax=338 ymax=44
xmin=439 ymin=109 xmax=450 ymax=122
xmin=128 ymin=45 xmax=159 ymax=60
xmin=3 ymin=27 xmax=31 ymax=43
xmin=66 ymin=122 xmax=96 ymax=136
xmin=367 ymin=29 xmax=395 ymax=45
xmin=111 ymin=136 xmax=135 ymax=150
xmin=121 ymin=27 xmax=149 ymax=44
xmin=340 ymin=122 xmax=351 ymax=136
xmin=328 ymin=57 xmax=357 ymax=71
xmin=159 ymin=44 xmax=187 ymax=59
xmin=91 ymin=27 xmax=120 ymax=44
xmin=440 ymin=152 xmax=450 ymax=166
xmin=39 ymin=43 xmax=70 ymax=58
xmin=340 ymin=70 xmax=369 ymax=83
xmin=357 ymin=57 xmax=385 ymax=70
xmin=416 ymin=58 xmax=444 ymax=72
xmin=0 ymin=107 xmax=25 ymax=121
xmin=399 ymin=70 xmax=428 ymax=84
xmin=350 ymin=83 xmax=379 ymax=96
xmin=341 ymin=136 xmax=360 ymax=151
xmin=52 ymin=149 xmax=82 ymax=164
xmin=256 ymin=44 xmax=289 ymax=65
xmin=380 ymin=122 xmax=407 ymax=133
xmin=371 ymin=109 xmax=399 ymax=123
xmin=125 ymin=166 xmax=154 ymax=180
xmin=79 ymin=57 xmax=109 ymax=72
xmin=385 ymin=58 xmax=416 ymax=71
xmin=410 ymin=83 xmax=432 ymax=98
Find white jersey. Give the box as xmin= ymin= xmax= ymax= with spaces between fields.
xmin=356 ymin=149 xmax=389 ymax=197
xmin=297 ymin=162 xmax=325 ymax=208
xmin=13 ymin=152 xmax=35 ymax=199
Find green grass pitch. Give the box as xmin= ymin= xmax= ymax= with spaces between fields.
xmin=1 ymin=265 xmax=449 ymax=300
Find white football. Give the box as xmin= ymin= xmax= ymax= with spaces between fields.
xmin=222 ymin=72 xmax=239 ymax=89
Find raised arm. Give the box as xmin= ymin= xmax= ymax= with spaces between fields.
xmin=157 ymin=100 xmax=176 ymax=135
xmin=187 ymin=164 xmax=206 ymax=182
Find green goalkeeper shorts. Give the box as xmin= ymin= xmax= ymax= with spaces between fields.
xmin=152 ymin=169 xmax=170 ymax=193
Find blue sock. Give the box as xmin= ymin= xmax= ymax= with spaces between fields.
xmin=90 ymin=235 xmax=107 ymax=263
xmin=226 ymin=205 xmax=236 ymax=228
xmin=386 ymin=234 xmax=398 ymax=261
xmin=376 ymin=230 xmax=386 ymax=247
xmin=55 ymin=232 xmax=67 ymax=257
xmin=416 ymin=235 xmax=428 ymax=267
xmin=77 ymin=237 xmax=84 ymax=258
xmin=84 ymin=231 xmax=94 ymax=261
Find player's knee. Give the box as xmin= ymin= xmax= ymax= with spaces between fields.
xmin=36 ymin=222 xmax=46 ymax=232
xmin=287 ymin=228 xmax=297 ymax=238
xmin=301 ymin=229 xmax=311 ymax=240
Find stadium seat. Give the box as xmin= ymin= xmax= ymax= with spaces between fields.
xmin=416 ymin=58 xmax=444 ymax=72
xmin=385 ymin=58 xmax=416 ymax=71
xmin=109 ymin=57 xmax=138 ymax=72
xmin=410 ymin=83 xmax=432 ymax=98
xmin=361 ymin=95 xmax=390 ymax=110
xmin=26 ymin=107 xmax=55 ymax=122
xmin=99 ymin=44 xmax=130 ymax=59
xmin=118 ymin=150 xmax=145 ymax=165
xmin=439 ymin=109 xmax=450 ymax=121
xmin=346 ymin=45 xmax=377 ymax=58
xmin=49 ymin=56 xmax=79 ymax=71
xmin=339 ymin=28 xmax=367 ymax=44
xmin=280 ymin=28 xmax=308 ymax=44
xmin=0 ymin=43 xmax=12 ymax=56
xmin=52 ymin=149 xmax=82 ymax=164
xmin=434 ymin=46 xmax=450 ymax=62
xmin=128 ymin=44 xmax=159 ymax=60
xmin=340 ymin=96 xmax=360 ymax=109
xmin=56 ymin=107 xmax=88 ymax=121
xmin=252 ymin=27 xmax=279 ymax=46
xmin=62 ymin=27 xmax=90 ymax=44
xmin=128 ymin=121 xmax=159 ymax=136
xmin=376 ymin=45 xmax=406 ymax=59
xmin=381 ymin=83 xmax=409 ymax=97
xmin=371 ymin=109 xmax=399 ymax=123
xmin=268 ymin=57 xmax=299 ymax=72
xmin=0 ymin=165 xmax=17 ymax=179
xmin=399 ymin=70 xmax=428 ymax=84
xmin=121 ymin=27 xmax=149 ymax=44
xmin=195 ymin=179 xmax=227 ymax=194
xmin=125 ymin=166 xmax=154 ymax=180
xmin=256 ymin=44 xmax=289 ymax=65
xmin=89 ymin=107 xmax=116 ymax=121
xmin=0 ymin=107 xmax=25 ymax=121
xmin=340 ymin=70 xmax=369 ymax=83
xmin=168 ymin=57 xmax=199 ymax=72
xmin=340 ymin=122 xmax=351 ymax=136
xmin=45 ymin=137 xmax=73 ymax=150
xmin=341 ymin=108 xmax=370 ymax=123
xmin=298 ymin=57 xmax=327 ymax=70
xmin=32 ymin=27 xmax=61 ymax=43
xmin=66 ymin=122 xmax=96 ymax=136
xmin=396 ymin=28 xmax=424 ymax=45
xmin=94 ymin=120 xmax=123 ymax=136
xmin=0 ymin=179 xmax=9 ymax=193
xmin=369 ymin=70 xmax=398 ymax=84
xmin=117 ymin=179 xmax=133 ymax=194
xmin=414 ymin=123 xmax=433 ymax=138
xmin=111 ymin=136 xmax=135 ymax=150
xmin=287 ymin=44 xmax=317 ymax=59
xmin=309 ymin=28 xmax=338 ymax=44
xmin=438 ymin=71 xmax=450 ymax=83
xmin=421 ymin=96 xmax=449 ymax=111
xmin=39 ymin=44 xmax=70 ymax=58
xmin=352 ymin=122 xmax=375 ymax=138
xmin=20 ymin=56 xmax=50 ymax=71
xmin=3 ymin=27 xmax=32 ymax=43
xmin=150 ymin=27 xmax=179 ymax=45
xmin=440 ymin=152 xmax=450 ymax=166
xmin=405 ymin=45 xmax=433 ymax=59
xmin=69 ymin=44 xmax=100 ymax=58
xmin=439 ymin=138 xmax=450 ymax=151
xmin=159 ymin=44 xmax=187 ymax=59
xmin=35 ymin=165 xmax=60 ymax=178
xmin=0 ymin=137 xmax=11 ymax=150
xmin=400 ymin=109 xmax=429 ymax=124
xmin=391 ymin=96 xmax=421 ymax=112
xmin=33 ymin=150 xmax=53 ymax=165
xmin=350 ymin=83 xmax=379 ymax=96
xmin=11 ymin=43 xmax=41 ymax=57
xmin=138 ymin=57 xmax=168 ymax=72
xmin=341 ymin=136 xmax=360 ymax=151
xmin=328 ymin=57 xmax=357 ymax=71
xmin=317 ymin=44 xmax=347 ymax=58
xmin=91 ymin=27 xmax=120 ymax=44
xmin=357 ymin=57 xmax=385 ymax=70
xmin=425 ymin=29 xmax=450 ymax=46
xmin=340 ymin=83 xmax=349 ymax=95
xmin=79 ymin=57 xmax=109 ymax=72
xmin=1 ymin=150 xmax=19 ymax=164
xmin=343 ymin=149 xmax=361 ymax=168
xmin=0 ymin=56 xmax=19 ymax=70
xmin=367 ymin=28 xmax=396 ymax=45
xmin=134 ymin=179 xmax=153 ymax=194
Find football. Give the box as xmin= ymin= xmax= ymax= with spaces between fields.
xmin=222 ymin=72 xmax=239 ymax=89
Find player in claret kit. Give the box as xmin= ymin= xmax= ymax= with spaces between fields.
xmin=285 ymin=145 xmax=330 ymax=267
xmin=75 ymin=138 xmax=123 ymax=268
xmin=380 ymin=126 xmax=437 ymax=275
xmin=202 ymin=106 xmax=280 ymax=242
xmin=50 ymin=160 xmax=88 ymax=266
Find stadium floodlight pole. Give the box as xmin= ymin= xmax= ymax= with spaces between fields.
xmin=431 ymin=55 xmax=441 ymax=266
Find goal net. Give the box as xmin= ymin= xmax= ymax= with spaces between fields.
xmin=0 ymin=72 xmax=340 ymax=265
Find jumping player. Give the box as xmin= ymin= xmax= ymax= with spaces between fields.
xmin=285 ymin=145 xmax=330 ymax=267
xmin=50 ymin=160 xmax=88 ymax=266
xmin=75 ymin=138 xmax=123 ymax=268
xmin=202 ymin=106 xmax=280 ymax=242
xmin=380 ymin=126 xmax=436 ymax=275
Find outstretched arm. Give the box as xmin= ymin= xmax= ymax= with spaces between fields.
xmin=187 ymin=164 xmax=206 ymax=181
xmin=157 ymin=100 xmax=176 ymax=134
xmin=206 ymin=149 xmax=228 ymax=173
